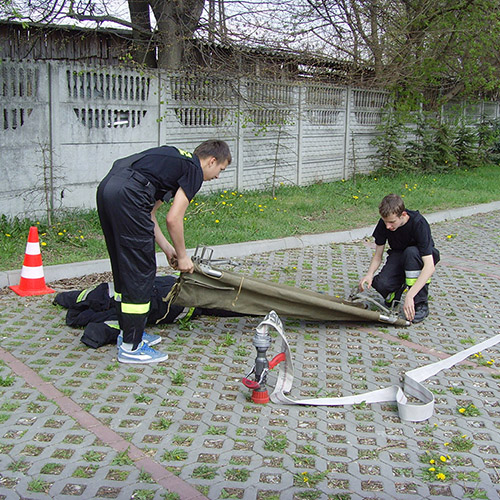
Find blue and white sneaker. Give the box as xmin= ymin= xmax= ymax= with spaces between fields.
xmin=118 ymin=342 xmax=169 ymax=364
xmin=117 ymin=331 xmax=162 ymax=348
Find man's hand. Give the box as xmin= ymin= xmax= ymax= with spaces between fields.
xmin=176 ymin=255 xmax=194 ymax=274
xmin=403 ymin=294 xmax=415 ymax=322
xmin=167 ymin=255 xmax=178 ymax=269
xmin=359 ymin=275 xmax=373 ymax=291
xmin=165 ymin=248 xmax=178 ymax=268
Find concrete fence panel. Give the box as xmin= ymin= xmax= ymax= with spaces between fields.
xmin=1 ymin=60 xmax=498 ymax=219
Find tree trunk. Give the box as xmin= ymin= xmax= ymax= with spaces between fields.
xmin=149 ymin=0 xmax=206 ymax=70
xmin=128 ymin=0 xmax=157 ymax=67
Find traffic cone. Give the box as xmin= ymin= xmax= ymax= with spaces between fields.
xmin=9 ymin=226 xmax=55 ymax=297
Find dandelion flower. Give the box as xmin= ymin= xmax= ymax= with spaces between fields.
xmin=428 ymin=467 xmax=435 ymax=472
xmin=353 ymin=195 xmax=359 ymax=199
xmin=41 ymin=242 xmax=47 ymax=246
xmin=459 ymin=408 xmax=466 ymax=413
xmin=5 ymin=233 xmax=11 ymax=237
xmin=436 ymin=472 xmax=446 ymax=480
xmin=429 ymin=459 xmax=435 ymax=464
xmin=439 ymin=456 xmax=447 ymax=462
xmin=215 ymin=219 xmax=220 ymax=224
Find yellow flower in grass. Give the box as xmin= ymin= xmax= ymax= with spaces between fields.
xmin=429 ymin=459 xmax=435 ymax=464
xmin=439 ymin=456 xmax=447 ymax=462
xmin=459 ymin=408 xmax=466 ymax=413
xmin=436 ymin=472 xmax=446 ymax=480
xmin=428 ymin=467 xmax=435 ymax=472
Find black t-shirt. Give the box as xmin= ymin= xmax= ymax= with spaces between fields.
xmin=127 ymin=146 xmax=203 ymax=202
xmin=373 ymin=209 xmax=435 ymax=256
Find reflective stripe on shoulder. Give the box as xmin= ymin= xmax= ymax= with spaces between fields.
xmin=76 ymin=284 xmax=99 ymax=303
xmin=104 ymin=321 xmax=120 ymax=330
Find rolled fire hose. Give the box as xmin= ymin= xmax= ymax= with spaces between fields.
xmin=255 ymin=311 xmax=500 ymax=422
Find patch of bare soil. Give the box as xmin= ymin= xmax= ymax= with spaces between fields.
xmin=49 ymin=272 xmax=113 ymax=291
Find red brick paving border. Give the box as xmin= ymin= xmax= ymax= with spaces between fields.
xmin=0 ymin=346 xmax=208 ymax=500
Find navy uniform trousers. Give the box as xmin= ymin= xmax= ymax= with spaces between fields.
xmin=372 ymin=246 xmax=440 ymax=306
xmin=96 ymin=161 xmax=156 ymax=349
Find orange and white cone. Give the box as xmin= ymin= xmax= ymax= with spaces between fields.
xmin=9 ymin=226 xmax=55 ymax=297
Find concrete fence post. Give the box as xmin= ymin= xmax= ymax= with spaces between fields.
xmin=342 ymin=86 xmax=352 ymax=180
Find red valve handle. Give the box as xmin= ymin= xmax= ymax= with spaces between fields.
xmin=268 ymin=352 xmax=286 ymax=369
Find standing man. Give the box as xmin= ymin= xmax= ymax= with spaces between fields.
xmin=359 ymin=193 xmax=440 ymax=323
xmin=97 ymin=140 xmax=231 ymax=363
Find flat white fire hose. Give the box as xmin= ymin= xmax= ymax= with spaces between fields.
xmin=256 ymin=311 xmax=500 ymax=422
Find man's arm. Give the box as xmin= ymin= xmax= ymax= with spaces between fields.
xmin=359 ymin=244 xmax=385 ymax=291
xmin=151 ymin=200 xmax=177 ymax=266
xmin=403 ymin=254 xmax=435 ymax=321
xmin=165 ymin=187 xmax=194 ymax=273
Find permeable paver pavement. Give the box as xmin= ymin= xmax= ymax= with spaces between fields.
xmin=1 ymin=210 xmax=499 ymax=500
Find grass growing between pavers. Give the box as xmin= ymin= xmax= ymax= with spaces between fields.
xmin=1 ymin=164 xmax=500 ymax=271
xmin=2 ymin=216 xmax=500 ymax=500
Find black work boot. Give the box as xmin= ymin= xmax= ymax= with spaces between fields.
xmin=413 ymin=302 xmax=429 ymax=323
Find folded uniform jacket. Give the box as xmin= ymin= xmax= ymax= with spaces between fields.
xmin=54 ymin=276 xmax=184 ymax=327
xmin=80 ymin=321 xmax=120 ymax=349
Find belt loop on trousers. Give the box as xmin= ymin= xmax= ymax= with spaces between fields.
xmin=130 ymin=170 xmax=151 ymax=187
